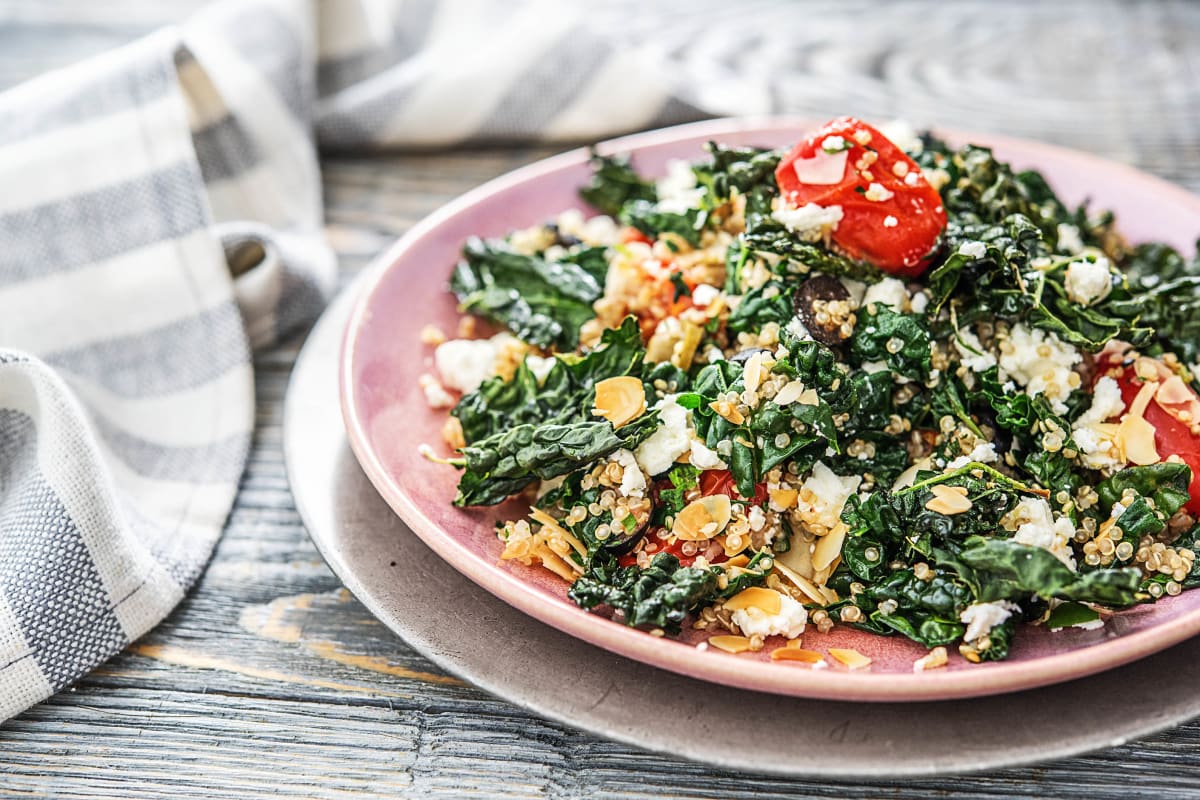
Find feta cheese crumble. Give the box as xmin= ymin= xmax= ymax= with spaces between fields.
xmin=946 ymin=442 xmax=1000 ymax=470
xmin=958 ymin=241 xmax=987 ymax=259
xmin=1056 ymin=223 xmax=1085 ymax=255
xmin=1006 ymin=497 xmax=1078 ymax=570
xmin=954 ymin=328 xmax=997 ymax=373
xmin=731 ymin=593 xmax=808 ymax=639
xmin=1064 ymin=255 xmax=1113 ymax=306
xmin=864 ymin=182 xmax=895 ymax=202
xmin=633 ymin=396 xmax=693 ymax=476
xmin=997 ymin=324 xmax=1082 ymax=415
xmin=821 ymin=135 xmax=848 ymax=153
xmin=611 ymin=449 xmax=648 ymax=498
xmin=795 ymin=461 xmax=862 ymax=534
xmin=690 ymin=283 xmax=721 ymax=307
xmin=883 ymin=215 xmax=898 ymax=227
xmin=654 ymin=159 xmax=706 ymax=214
xmin=772 ymin=202 xmax=844 ymax=241
xmin=1072 ymin=376 xmax=1126 ymax=469
xmin=435 ymin=334 xmax=520 ymax=393
xmin=960 ymin=601 xmax=1019 ymax=642
xmin=863 ymin=277 xmax=910 ymax=310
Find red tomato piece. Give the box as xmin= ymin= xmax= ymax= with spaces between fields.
xmin=698 ymin=468 xmax=769 ymax=505
xmin=774 ymin=117 xmax=946 ymax=276
xmin=1095 ymin=353 xmax=1200 ymax=515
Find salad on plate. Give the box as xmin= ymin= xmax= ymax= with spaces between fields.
xmin=418 ymin=117 xmax=1200 ymax=670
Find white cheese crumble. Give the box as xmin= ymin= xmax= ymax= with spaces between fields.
xmin=435 ymin=334 xmax=519 ymax=393
xmin=883 ymin=215 xmax=899 ymax=228
xmin=731 ymin=593 xmax=808 ymax=639
xmin=878 ymin=119 xmax=923 ymax=154
xmin=772 ymin=202 xmax=844 ymax=242
xmin=524 ymin=354 xmax=556 ymax=384
xmin=1057 ymin=223 xmax=1085 ymax=255
xmin=998 ymin=324 xmax=1082 ymax=415
xmin=910 ymin=291 xmax=930 ymax=314
xmin=864 ymin=182 xmax=894 ymax=202
xmin=821 ymin=135 xmax=848 ymax=152
xmin=633 ymin=396 xmax=693 ymax=476
xmin=611 ymin=449 xmax=647 ymax=498
xmin=954 ymin=328 xmax=997 ymax=373
xmin=958 ymin=241 xmax=987 ymax=259
xmin=689 ymin=439 xmax=726 ymax=470
xmin=556 ymin=209 xmax=619 ymax=246
xmin=1072 ymin=376 xmax=1126 ymax=469
xmin=960 ymin=601 xmax=1019 ymax=642
xmin=655 ymin=159 xmax=706 ymax=215
xmin=786 ymin=314 xmax=815 ymax=342
xmin=863 ymin=277 xmax=910 ymax=310
xmin=419 ymin=374 xmax=456 ymax=408
xmin=1007 ymin=497 xmax=1078 ymax=570
xmin=796 ymin=461 xmax=862 ymax=532
xmin=690 ymin=283 xmax=721 ymax=307
xmin=1064 ymin=255 xmax=1113 ymax=306
xmin=946 ymin=442 xmax=1000 ymax=470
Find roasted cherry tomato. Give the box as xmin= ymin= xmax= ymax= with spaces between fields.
xmin=1095 ymin=351 xmax=1200 ymax=515
xmin=698 ymin=468 xmax=769 ymax=505
xmin=774 ymin=116 xmax=946 ymax=276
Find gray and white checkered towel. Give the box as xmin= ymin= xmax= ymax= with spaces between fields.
xmin=0 ymin=0 xmax=763 ymax=721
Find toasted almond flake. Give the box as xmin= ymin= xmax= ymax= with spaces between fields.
xmin=673 ymin=494 xmax=732 ymax=541
xmin=725 ymin=587 xmax=783 ymax=614
xmin=796 ymin=388 xmax=820 ymax=406
xmin=774 ymin=379 xmax=807 ymax=406
xmin=709 ymin=400 xmax=746 ymax=425
xmin=913 ymin=646 xmax=949 ymax=672
xmin=771 ymin=647 xmax=826 ymax=663
xmin=743 ymin=351 xmax=764 ymax=393
xmin=592 ymin=376 xmax=647 ymax=428
xmin=769 ymin=487 xmax=799 ymax=510
xmin=1118 ymin=414 xmax=1160 ymax=465
xmin=708 ymin=635 xmax=752 ymax=654
xmin=441 ymin=416 xmax=466 ymax=449
xmin=812 ymin=524 xmax=846 ymax=572
xmin=419 ymin=324 xmax=447 ymax=345
xmin=773 ymin=561 xmax=827 ymax=603
xmin=829 ymin=648 xmax=872 ymax=670
xmin=926 ymin=484 xmax=974 ymax=515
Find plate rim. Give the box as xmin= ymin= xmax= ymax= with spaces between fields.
xmin=339 ymin=115 xmax=1200 ymax=702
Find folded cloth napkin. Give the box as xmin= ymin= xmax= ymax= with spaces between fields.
xmin=0 ymin=0 xmax=760 ymax=721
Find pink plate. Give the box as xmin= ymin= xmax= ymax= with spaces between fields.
xmin=340 ymin=116 xmax=1200 ymax=702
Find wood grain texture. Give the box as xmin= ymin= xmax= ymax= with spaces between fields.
xmin=4 ymin=2 xmax=1200 ymax=797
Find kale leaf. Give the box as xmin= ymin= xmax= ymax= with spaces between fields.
xmin=450 ymin=237 xmax=603 ymax=350
xmin=579 ymin=152 xmax=656 ymax=216
xmin=568 ymin=552 xmax=719 ymax=633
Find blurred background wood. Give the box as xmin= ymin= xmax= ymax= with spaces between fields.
xmin=3 ymin=2 xmax=1200 ymax=797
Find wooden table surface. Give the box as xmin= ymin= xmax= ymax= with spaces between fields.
xmin=4 ymin=2 xmax=1200 ymax=797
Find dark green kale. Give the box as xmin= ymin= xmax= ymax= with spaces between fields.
xmin=579 ymin=152 xmax=656 ymax=216
xmin=567 ymin=552 xmax=719 ymax=633
xmin=692 ymin=142 xmax=782 ymax=216
xmin=849 ymin=304 xmax=933 ymax=380
xmin=450 ymin=237 xmax=603 ymax=350
xmin=957 ymin=539 xmax=1144 ymax=606
xmin=453 ymin=316 xmax=645 ymax=444
xmin=726 ymin=280 xmax=794 ymax=334
xmin=619 ymin=200 xmax=706 ymax=246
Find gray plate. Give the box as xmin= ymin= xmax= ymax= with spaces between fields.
xmin=284 ymin=280 xmax=1200 ymax=778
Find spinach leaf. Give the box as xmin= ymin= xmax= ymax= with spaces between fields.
xmin=579 ymin=152 xmax=656 ymax=216
xmin=849 ymin=304 xmax=932 ymax=380
xmin=1096 ymin=463 xmax=1192 ymax=519
xmin=450 ymin=237 xmax=603 ymax=349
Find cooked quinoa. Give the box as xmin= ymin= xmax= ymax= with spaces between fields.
xmin=422 ymin=117 xmax=1200 ymax=666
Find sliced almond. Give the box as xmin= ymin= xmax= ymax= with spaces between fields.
xmin=1155 ymin=374 xmax=1200 ymax=426
xmin=1118 ymin=414 xmax=1160 ymax=465
xmin=812 ymin=524 xmax=846 ymax=572
xmin=771 ymin=647 xmax=826 ymax=663
xmin=672 ymin=321 xmax=704 ymax=371
xmin=829 ymin=648 xmax=872 ymax=670
xmin=592 ymin=376 xmax=646 ymax=428
xmin=774 ymin=379 xmax=806 ymax=406
xmin=742 ymin=351 xmax=764 ymax=393
xmin=912 ymin=646 xmax=949 ymax=672
xmin=672 ymin=494 xmax=732 ymax=541
xmin=709 ymin=400 xmax=746 ymax=425
xmin=768 ymin=487 xmax=799 ymax=510
xmin=708 ymin=635 xmax=752 ymax=654
xmin=796 ymin=388 xmax=820 ymax=406
xmin=925 ymin=484 xmax=973 ymax=515
xmin=723 ymin=554 xmax=752 ymax=569
xmin=773 ymin=561 xmax=827 ymax=603
xmin=724 ymin=587 xmax=783 ymax=615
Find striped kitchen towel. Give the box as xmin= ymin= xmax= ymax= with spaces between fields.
xmin=0 ymin=0 xmax=762 ymax=720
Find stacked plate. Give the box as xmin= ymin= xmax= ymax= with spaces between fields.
xmin=286 ymin=120 xmax=1200 ymax=776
